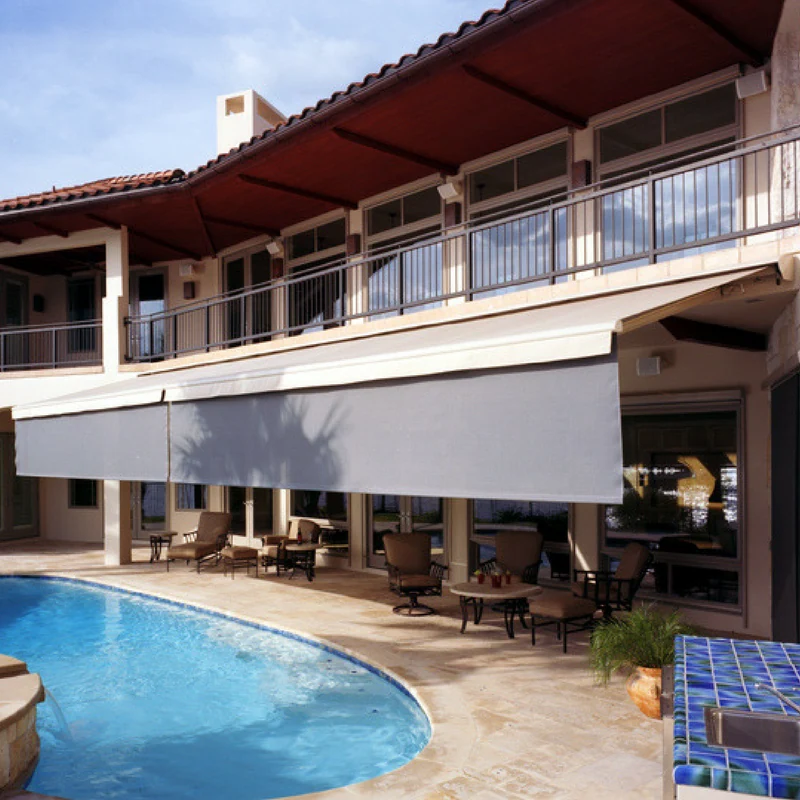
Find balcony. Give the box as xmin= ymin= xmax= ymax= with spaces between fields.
xmin=125 ymin=128 xmax=800 ymax=362
xmin=0 ymin=320 xmax=102 ymax=372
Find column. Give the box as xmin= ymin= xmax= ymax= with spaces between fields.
xmin=572 ymin=502 xmax=601 ymax=572
xmin=345 ymin=209 xmax=367 ymax=324
xmin=441 ymin=187 xmax=467 ymax=306
xmin=273 ymin=488 xmax=290 ymax=537
xmin=103 ymin=227 xmax=130 ymax=374
xmin=446 ymin=498 xmax=471 ymax=584
xmin=104 ymin=480 xmax=132 ymax=566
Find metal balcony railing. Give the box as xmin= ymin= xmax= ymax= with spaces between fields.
xmin=0 ymin=319 xmax=102 ymax=372
xmin=125 ymin=127 xmax=800 ymax=362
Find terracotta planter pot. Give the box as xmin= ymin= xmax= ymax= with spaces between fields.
xmin=626 ymin=666 xmax=662 ymax=719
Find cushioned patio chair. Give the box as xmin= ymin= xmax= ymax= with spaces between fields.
xmin=260 ymin=519 xmax=321 ymax=576
xmin=383 ymin=532 xmax=448 ymax=616
xmin=528 ymin=542 xmax=652 ymax=653
xmin=480 ymin=530 xmax=544 ymax=584
xmin=166 ymin=512 xmax=232 ymax=572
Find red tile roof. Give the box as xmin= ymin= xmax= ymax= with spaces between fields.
xmin=0 ymin=169 xmax=186 ymax=212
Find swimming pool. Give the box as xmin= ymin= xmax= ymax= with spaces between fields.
xmin=0 ymin=576 xmax=430 ymax=800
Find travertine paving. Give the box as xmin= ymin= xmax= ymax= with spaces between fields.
xmin=0 ymin=540 xmax=662 ymax=800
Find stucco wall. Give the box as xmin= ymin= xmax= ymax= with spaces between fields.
xmin=39 ymin=478 xmax=104 ymax=543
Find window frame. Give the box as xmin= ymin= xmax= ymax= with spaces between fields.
xmin=603 ymin=390 xmax=746 ymax=613
xmin=68 ymin=478 xmax=98 ymax=509
xmin=175 ymin=483 xmax=208 ymax=511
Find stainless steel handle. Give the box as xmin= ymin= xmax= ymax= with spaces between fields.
xmin=754 ymin=683 xmax=800 ymax=714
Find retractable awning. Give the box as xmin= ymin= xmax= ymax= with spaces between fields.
xmin=13 ymin=266 xmax=774 ymax=503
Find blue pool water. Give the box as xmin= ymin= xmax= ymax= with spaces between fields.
xmin=0 ymin=577 xmax=430 ymax=800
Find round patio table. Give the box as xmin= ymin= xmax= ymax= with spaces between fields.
xmin=449 ymin=580 xmax=542 ymax=639
xmin=284 ymin=542 xmax=323 ymax=581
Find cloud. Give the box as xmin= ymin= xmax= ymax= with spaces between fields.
xmin=0 ymin=0 xmax=491 ymax=200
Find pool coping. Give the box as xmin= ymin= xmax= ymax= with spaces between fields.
xmin=1 ymin=572 xmax=438 ymax=799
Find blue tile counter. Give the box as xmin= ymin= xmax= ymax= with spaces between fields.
xmin=674 ymin=635 xmax=800 ymax=797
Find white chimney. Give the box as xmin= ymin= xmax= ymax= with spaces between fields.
xmin=216 ymin=89 xmax=286 ymax=155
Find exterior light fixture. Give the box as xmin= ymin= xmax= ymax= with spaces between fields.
xmin=437 ymin=180 xmax=463 ymax=200
xmin=265 ymin=240 xmax=284 ymax=257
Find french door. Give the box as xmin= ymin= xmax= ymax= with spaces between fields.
xmin=131 ymin=482 xmax=167 ymax=539
xmin=368 ymin=495 xmax=444 ymax=568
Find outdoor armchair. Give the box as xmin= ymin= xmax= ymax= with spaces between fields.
xmin=166 ymin=511 xmax=232 ymax=572
xmin=528 ymin=542 xmax=652 ymax=652
xmin=261 ymin=519 xmax=322 ymax=575
xmin=383 ymin=532 xmax=448 ymax=617
xmin=480 ymin=529 xmax=544 ymax=584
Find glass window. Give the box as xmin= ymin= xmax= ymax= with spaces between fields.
xmin=291 ymin=490 xmax=348 ymax=522
xmin=253 ymin=488 xmax=273 ymax=533
xmin=289 ymin=229 xmax=316 ymax=260
xmin=599 ymin=110 xmax=662 ymax=164
xmin=69 ymin=479 xmax=97 ymax=509
xmin=250 ymin=251 xmax=271 ymax=286
xmin=316 ymin=219 xmax=346 ymax=251
xmin=228 ymin=486 xmax=246 ymax=534
xmin=403 ymin=187 xmax=441 ymax=225
xmin=470 ymin=161 xmax=515 ymax=204
xmin=368 ymin=198 xmax=402 ymax=236
xmin=176 ymin=484 xmax=207 ymax=511
xmin=665 ymin=84 xmax=737 ymax=144
xmin=517 ymin=141 xmax=569 ymax=189
xmin=605 ymin=409 xmax=740 ymax=605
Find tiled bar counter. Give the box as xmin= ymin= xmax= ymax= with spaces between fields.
xmin=673 ymin=636 xmax=800 ymax=799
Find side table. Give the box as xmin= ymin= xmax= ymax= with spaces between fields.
xmin=149 ymin=531 xmax=177 ymax=563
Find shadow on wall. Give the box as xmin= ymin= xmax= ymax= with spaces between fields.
xmin=168 ymin=392 xmax=344 ymax=491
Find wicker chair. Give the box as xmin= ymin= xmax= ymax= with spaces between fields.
xmin=480 ymin=530 xmax=544 ymax=584
xmin=528 ymin=542 xmax=652 ymax=652
xmin=166 ymin=512 xmax=232 ymax=572
xmin=383 ymin=532 xmax=448 ymax=616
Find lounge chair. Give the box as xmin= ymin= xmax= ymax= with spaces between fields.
xmin=383 ymin=532 xmax=448 ymax=616
xmin=480 ymin=529 xmax=544 ymax=584
xmin=166 ymin=511 xmax=232 ymax=572
xmin=528 ymin=542 xmax=651 ymax=652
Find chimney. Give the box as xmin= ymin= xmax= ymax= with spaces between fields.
xmin=216 ymin=89 xmax=286 ymax=155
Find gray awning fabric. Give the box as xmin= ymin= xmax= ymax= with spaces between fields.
xmin=169 ymin=353 xmax=622 ymax=503
xmin=12 ymin=266 xmax=772 ymax=501
xmin=15 ymin=404 xmax=168 ymax=481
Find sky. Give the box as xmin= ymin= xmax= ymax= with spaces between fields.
xmin=0 ymin=0 xmax=493 ymax=202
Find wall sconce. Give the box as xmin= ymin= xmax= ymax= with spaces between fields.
xmin=437 ymin=180 xmax=463 ymax=200
xmin=183 ymin=281 xmax=196 ymax=300
xmin=266 ymin=240 xmax=284 ymax=257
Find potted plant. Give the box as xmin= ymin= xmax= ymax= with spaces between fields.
xmin=590 ymin=605 xmax=693 ymax=719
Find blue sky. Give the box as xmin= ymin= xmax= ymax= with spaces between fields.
xmin=0 ymin=0 xmax=492 ymax=201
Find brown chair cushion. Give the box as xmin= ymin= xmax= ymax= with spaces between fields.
xmin=397 ymin=574 xmax=440 ymax=589
xmin=168 ymin=541 xmax=217 ymax=560
xmin=615 ymin=542 xmax=651 ymax=582
xmin=384 ymin=532 xmax=432 ymax=575
xmin=495 ymin=530 xmax=544 ymax=575
xmin=221 ymin=546 xmax=258 ymax=559
xmin=529 ymin=589 xmax=598 ymax=620
xmin=297 ymin=519 xmax=321 ymax=542
xmin=194 ymin=512 xmax=232 ymax=543
xmin=260 ymin=544 xmax=281 ymax=559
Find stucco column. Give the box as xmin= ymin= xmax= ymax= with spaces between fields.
xmin=572 ymin=503 xmax=601 ymax=572
xmin=347 ymin=492 xmax=367 ymax=569
xmin=446 ymin=498 xmax=471 ymax=584
xmin=102 ymin=227 xmax=130 ymax=374
xmin=273 ymin=488 xmax=289 ymax=537
xmin=104 ymin=480 xmax=132 ymax=566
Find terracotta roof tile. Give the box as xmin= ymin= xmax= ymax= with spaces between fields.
xmin=0 ymin=169 xmax=186 ymax=212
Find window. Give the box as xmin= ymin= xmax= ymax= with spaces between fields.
xmin=604 ymin=406 xmax=741 ymax=606
xmin=223 ymin=248 xmax=272 ymax=346
xmin=366 ymin=187 xmax=443 ymax=319
xmin=598 ymin=83 xmax=739 ymax=270
xmin=227 ymin=487 xmax=273 ymax=535
xmin=291 ymin=490 xmax=347 ymax=522
xmin=472 ymin=499 xmax=569 ymax=580
xmin=467 ymin=141 xmax=569 ymax=296
xmin=176 ymin=484 xmax=207 ymax=511
xmin=69 ymin=479 xmax=98 ymax=508
xmin=598 ymin=84 xmax=737 ymax=167
xmin=288 ymin=218 xmax=346 ymax=262
xmin=287 ymin=218 xmax=347 ymax=335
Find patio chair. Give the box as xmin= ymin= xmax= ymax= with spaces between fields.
xmin=166 ymin=511 xmax=232 ymax=572
xmin=383 ymin=532 xmax=448 ymax=617
xmin=480 ymin=530 xmax=544 ymax=584
xmin=260 ymin=519 xmax=321 ymax=575
xmin=528 ymin=542 xmax=652 ymax=653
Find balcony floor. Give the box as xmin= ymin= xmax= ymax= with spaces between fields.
xmin=0 ymin=539 xmax=661 ymax=799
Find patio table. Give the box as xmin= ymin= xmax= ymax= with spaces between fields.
xmin=284 ymin=542 xmax=323 ymax=581
xmin=148 ymin=531 xmax=177 ymax=562
xmin=449 ymin=580 xmax=542 ymax=639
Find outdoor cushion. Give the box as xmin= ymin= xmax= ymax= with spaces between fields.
xmin=529 ymin=589 xmax=598 ymax=619
xmin=221 ymin=546 xmax=258 ymax=560
xmin=495 ymin=530 xmax=544 ymax=575
xmin=397 ymin=574 xmax=440 ymax=589
xmin=168 ymin=541 xmax=217 ymax=560
xmin=384 ymin=532 xmax=432 ymax=574
xmin=260 ymin=544 xmax=282 ymax=559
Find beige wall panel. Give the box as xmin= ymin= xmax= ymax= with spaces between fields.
xmin=39 ymin=478 xmax=104 ymax=543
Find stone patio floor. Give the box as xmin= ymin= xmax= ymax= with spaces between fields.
xmin=0 ymin=540 xmax=662 ymax=800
